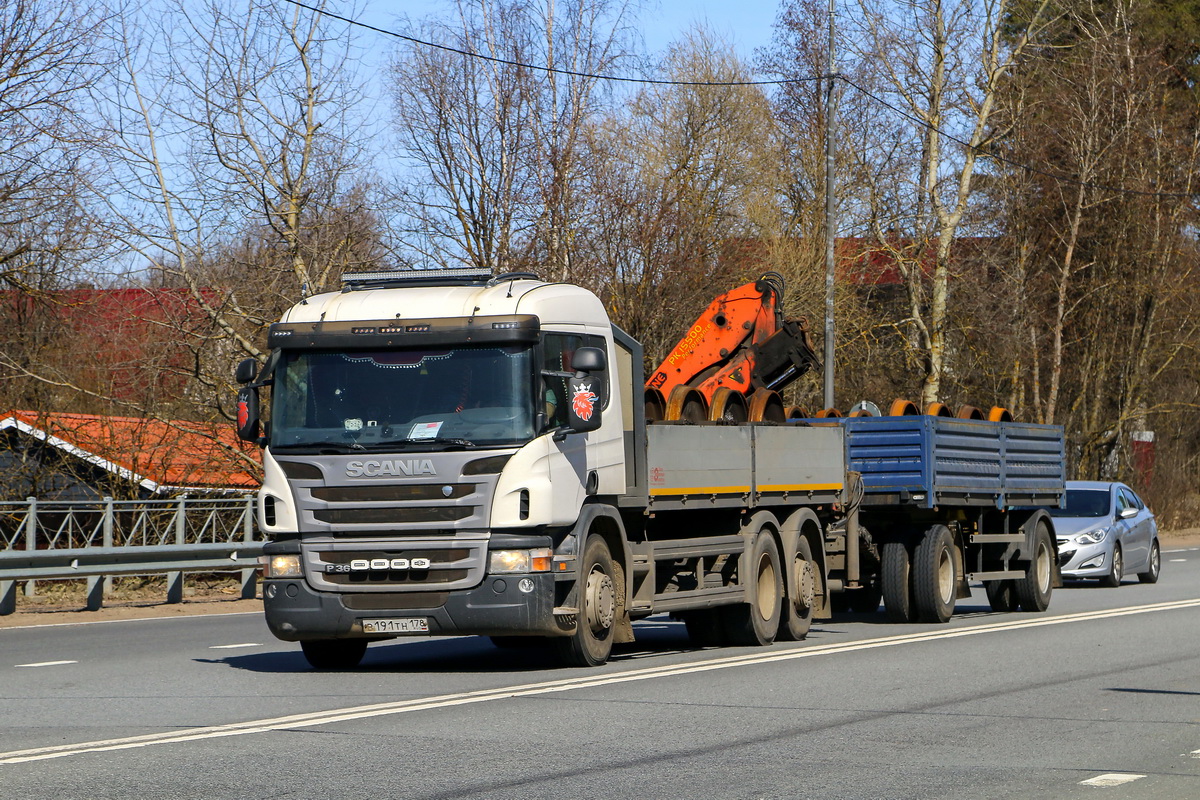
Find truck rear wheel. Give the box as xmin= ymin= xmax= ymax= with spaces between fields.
xmin=912 ymin=525 xmax=956 ymax=623
xmin=300 ymin=639 xmax=368 ymax=670
xmin=722 ymin=530 xmax=783 ymax=646
xmin=881 ymin=539 xmax=916 ymax=623
xmin=1015 ymin=522 xmax=1054 ymax=612
xmin=555 ymin=534 xmax=616 ymax=667
xmin=779 ymin=535 xmax=820 ymax=641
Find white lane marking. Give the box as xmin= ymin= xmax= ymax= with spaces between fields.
xmin=208 ymin=643 xmax=262 ymax=650
xmin=1191 ymin=749 xmax=1200 ymax=758
xmin=3 ymin=597 xmax=1200 ymax=765
xmin=1079 ymin=774 xmax=1145 ymax=787
xmin=13 ymin=660 xmax=78 ymax=668
xmin=0 ymin=611 xmax=260 ymax=632
xmin=1170 ymin=558 xmax=1188 ymax=562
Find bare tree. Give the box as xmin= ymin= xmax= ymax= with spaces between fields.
xmin=0 ymin=0 xmax=109 ymax=292
xmin=388 ymin=0 xmax=635 ymax=275
xmin=844 ymin=0 xmax=1053 ymax=405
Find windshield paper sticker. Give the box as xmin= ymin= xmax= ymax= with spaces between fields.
xmin=408 ymin=421 xmax=443 ymax=439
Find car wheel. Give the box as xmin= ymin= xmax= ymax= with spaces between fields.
xmin=1137 ymin=540 xmax=1160 ymax=584
xmin=1015 ymin=522 xmax=1054 ymax=612
xmin=1100 ymin=543 xmax=1123 ymax=588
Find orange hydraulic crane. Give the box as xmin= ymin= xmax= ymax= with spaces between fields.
xmin=644 ymin=272 xmax=820 ymax=423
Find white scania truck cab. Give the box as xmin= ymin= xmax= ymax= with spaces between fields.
xmin=239 ymin=268 xmax=642 ymax=667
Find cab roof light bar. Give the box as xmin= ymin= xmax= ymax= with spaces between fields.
xmin=340 ymin=268 xmax=541 ymax=291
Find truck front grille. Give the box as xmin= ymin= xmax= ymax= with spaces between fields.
xmin=313 ymin=506 xmax=474 ymax=524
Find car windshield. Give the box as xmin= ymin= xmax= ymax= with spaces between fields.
xmin=1049 ymin=488 xmax=1110 ymax=518
xmin=269 ymin=345 xmax=536 ymax=451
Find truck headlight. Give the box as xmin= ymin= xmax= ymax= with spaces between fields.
xmin=489 ymin=548 xmax=552 ymax=574
xmin=262 ymin=554 xmax=302 ymax=578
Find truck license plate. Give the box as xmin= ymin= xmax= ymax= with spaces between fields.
xmin=362 ymin=617 xmax=429 ymax=634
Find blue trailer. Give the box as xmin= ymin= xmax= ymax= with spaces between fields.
xmin=807 ymin=414 xmax=1065 ymax=623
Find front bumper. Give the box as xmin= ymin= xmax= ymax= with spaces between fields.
xmin=1057 ymin=540 xmax=1112 ymax=579
xmin=262 ymin=571 xmax=564 ymax=641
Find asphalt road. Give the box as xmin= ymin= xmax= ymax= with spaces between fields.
xmin=2 ymin=545 xmax=1199 ymax=800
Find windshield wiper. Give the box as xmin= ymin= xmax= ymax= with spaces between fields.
xmin=393 ymin=436 xmax=477 ymax=449
xmin=273 ymin=440 xmax=366 ymax=452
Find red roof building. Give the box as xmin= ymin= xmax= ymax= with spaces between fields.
xmin=0 ymin=411 xmax=260 ymax=497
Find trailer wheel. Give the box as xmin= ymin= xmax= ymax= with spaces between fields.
xmin=300 ymin=639 xmax=368 ymax=670
xmin=555 ymin=534 xmax=616 ymax=667
xmin=984 ymin=580 xmax=1019 ymax=612
xmin=1015 ymin=522 xmax=1054 ymax=612
xmin=779 ymin=535 xmax=821 ymax=640
xmin=881 ymin=539 xmax=916 ymax=622
xmin=912 ymin=525 xmax=956 ymax=623
xmin=722 ymin=531 xmax=783 ymax=646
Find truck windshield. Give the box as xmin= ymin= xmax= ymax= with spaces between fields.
xmin=270 ymin=345 xmax=536 ymax=451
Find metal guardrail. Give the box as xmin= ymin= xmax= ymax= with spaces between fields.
xmin=0 ymin=496 xmax=263 ymax=616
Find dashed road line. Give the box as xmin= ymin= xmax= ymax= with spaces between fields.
xmin=1079 ymin=773 xmax=1145 ymax=787
xmin=2 ymin=597 xmax=1199 ymax=765
xmin=14 ymin=660 xmax=78 ymax=668
xmin=208 ymin=643 xmax=262 ymax=650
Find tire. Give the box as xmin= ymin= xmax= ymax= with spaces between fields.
xmin=779 ymin=535 xmax=821 ymax=641
xmin=881 ymin=539 xmax=916 ymax=622
xmin=1138 ymin=540 xmax=1161 ymax=584
xmin=555 ymin=534 xmax=617 ymax=667
xmin=300 ymin=639 xmax=368 ymax=670
xmin=984 ymin=579 xmax=1019 ymax=612
xmin=912 ymin=524 xmax=957 ymax=623
xmin=722 ymin=530 xmax=783 ymax=646
xmin=681 ymin=609 xmax=727 ymax=647
xmin=1099 ymin=543 xmax=1123 ymax=588
xmin=1015 ymin=522 xmax=1054 ymax=612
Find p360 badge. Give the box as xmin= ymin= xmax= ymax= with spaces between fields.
xmin=325 ymin=557 xmax=432 ymax=574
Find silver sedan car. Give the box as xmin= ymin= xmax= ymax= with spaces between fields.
xmin=1049 ymin=481 xmax=1161 ymax=586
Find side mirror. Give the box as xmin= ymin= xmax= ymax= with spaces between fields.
xmin=235 ymin=358 xmax=259 ymax=385
xmin=236 ymin=386 xmax=261 ymax=443
xmin=566 ymin=374 xmax=603 ymax=433
xmin=1118 ymin=506 xmax=1138 ymax=520
xmin=571 ymin=346 xmax=606 ymax=374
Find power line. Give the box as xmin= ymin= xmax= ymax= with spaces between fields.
xmin=839 ymin=76 xmax=1200 ymax=200
xmin=282 ymin=0 xmax=825 ymax=87
xmin=287 ymin=0 xmax=1199 ymax=200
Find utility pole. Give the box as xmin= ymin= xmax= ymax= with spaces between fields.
xmin=823 ymin=0 xmax=838 ymax=410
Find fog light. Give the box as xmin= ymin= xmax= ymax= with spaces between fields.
xmin=262 ymin=554 xmax=302 ymax=578
xmin=518 ymin=578 xmax=535 ymax=593
xmin=1080 ymin=555 xmax=1104 ymax=569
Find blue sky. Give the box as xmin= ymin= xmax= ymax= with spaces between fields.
xmin=367 ymin=1 xmax=785 ymax=64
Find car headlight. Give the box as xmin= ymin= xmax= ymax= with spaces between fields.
xmin=262 ymin=554 xmax=303 ymax=578
xmin=1075 ymin=528 xmax=1109 ymax=545
xmin=489 ymin=548 xmax=552 ymax=574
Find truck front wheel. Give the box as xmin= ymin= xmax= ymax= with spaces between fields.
xmin=300 ymin=639 xmax=368 ymax=670
xmin=555 ymin=534 xmax=617 ymax=667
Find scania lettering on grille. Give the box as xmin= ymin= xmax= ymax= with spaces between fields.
xmin=324 ymin=557 xmax=432 ymax=574
xmin=345 ymin=459 xmax=437 ymax=477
